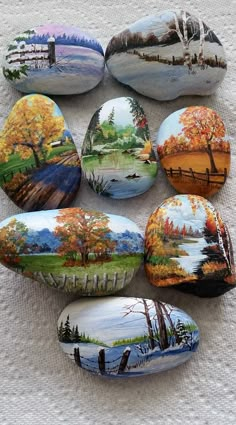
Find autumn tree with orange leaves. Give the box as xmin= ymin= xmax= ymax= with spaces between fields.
xmin=54 ymin=208 xmax=116 ymax=266
xmin=0 ymin=218 xmax=28 ymax=267
xmin=0 ymin=95 xmax=65 ymax=168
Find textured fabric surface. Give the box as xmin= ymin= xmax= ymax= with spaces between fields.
xmin=0 ymin=1 xmax=235 ymax=424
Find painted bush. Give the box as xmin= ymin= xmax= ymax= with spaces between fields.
xmin=144 ymin=195 xmax=236 ymax=297
xmin=157 ymin=106 xmax=230 ymax=197
xmin=0 ymin=94 xmax=81 ymax=211
xmin=0 ymin=208 xmax=143 ymax=295
xmin=58 ymin=297 xmax=199 ymax=377
xmin=105 ymin=10 xmax=227 ymax=100
xmin=3 ymin=24 xmax=104 ymax=95
xmin=81 ymin=97 xmax=157 ymax=199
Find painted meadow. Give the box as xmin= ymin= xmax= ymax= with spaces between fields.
xmin=145 ymin=195 xmax=235 ymax=296
xmin=157 ymin=106 xmax=230 ymax=197
xmin=81 ymin=97 xmax=157 ymax=199
xmin=0 ymin=95 xmax=81 ymax=211
xmin=58 ymin=297 xmax=199 ymax=377
xmin=0 ymin=209 xmax=143 ymax=295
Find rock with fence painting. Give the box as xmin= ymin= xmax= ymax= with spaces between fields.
xmin=3 ymin=24 xmax=104 ymax=95
xmin=81 ymin=97 xmax=157 ymax=199
xmin=0 ymin=207 xmax=143 ymax=295
xmin=57 ymin=297 xmax=199 ymax=377
xmin=0 ymin=94 xmax=81 ymax=211
xmin=144 ymin=194 xmax=236 ymax=297
xmin=156 ymin=106 xmax=230 ymax=197
xmin=105 ymin=10 xmax=227 ymax=100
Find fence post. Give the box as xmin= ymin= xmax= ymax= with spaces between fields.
xmin=118 ymin=347 xmax=131 ymax=374
xmin=122 ymin=271 xmax=127 ymax=288
xmin=206 ymin=168 xmax=210 ymax=184
xmin=84 ymin=274 xmax=88 ymax=290
xmin=93 ymin=274 xmax=99 ymax=291
xmin=170 ymin=167 xmax=173 ymax=177
xmin=74 ymin=347 xmax=81 ymax=367
xmin=178 ymin=166 xmax=182 ymax=176
xmin=113 ymin=272 xmax=117 ymax=289
xmin=224 ymin=168 xmax=227 ymax=183
xmin=190 ymin=168 xmax=195 ymax=179
xmin=98 ymin=348 xmax=105 ymax=374
xmin=103 ymin=273 xmax=108 ymax=290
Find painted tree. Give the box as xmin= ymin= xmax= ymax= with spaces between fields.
xmin=179 ymin=107 xmax=226 ymax=173
xmin=62 ymin=315 xmax=72 ymax=343
xmin=124 ymin=299 xmax=156 ymax=350
xmin=58 ymin=321 xmax=64 ymax=342
xmin=153 ymin=301 xmax=169 ymax=350
xmin=0 ymin=218 xmax=28 ymax=267
xmin=0 ymin=95 xmax=65 ymax=168
xmin=107 ymin=107 xmax=115 ymax=126
xmin=127 ymin=98 xmax=150 ymax=140
xmin=82 ymin=106 xmax=102 ymax=154
xmin=54 ymin=208 xmax=116 ymax=266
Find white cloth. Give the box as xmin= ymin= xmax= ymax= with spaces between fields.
xmin=0 ymin=1 xmax=235 ymax=424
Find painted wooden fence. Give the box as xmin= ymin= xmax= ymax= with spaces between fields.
xmin=164 ymin=167 xmax=227 ymax=185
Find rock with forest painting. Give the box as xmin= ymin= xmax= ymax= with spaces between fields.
xmin=3 ymin=24 xmax=104 ymax=95
xmin=81 ymin=97 xmax=157 ymax=199
xmin=157 ymin=106 xmax=230 ymax=197
xmin=0 ymin=208 xmax=143 ymax=295
xmin=57 ymin=297 xmax=199 ymax=377
xmin=0 ymin=94 xmax=81 ymax=211
xmin=105 ymin=10 xmax=227 ymax=100
xmin=144 ymin=194 xmax=236 ymax=297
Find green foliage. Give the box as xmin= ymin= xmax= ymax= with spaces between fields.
xmin=85 ymin=171 xmax=111 ymax=196
xmin=79 ymin=332 xmax=108 ymax=347
xmin=148 ymin=255 xmax=172 ymax=266
xmin=3 ymin=64 xmax=29 ymax=81
xmin=112 ymin=335 xmax=148 ymax=346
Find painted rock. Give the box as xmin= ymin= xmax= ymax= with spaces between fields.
xmin=144 ymin=194 xmax=236 ymax=297
xmin=157 ymin=106 xmax=230 ymax=197
xmin=3 ymin=24 xmax=104 ymax=95
xmin=0 ymin=208 xmax=143 ymax=295
xmin=57 ymin=297 xmax=199 ymax=377
xmin=81 ymin=97 xmax=158 ymax=199
xmin=0 ymin=94 xmax=81 ymax=211
xmin=105 ymin=10 xmax=227 ymax=101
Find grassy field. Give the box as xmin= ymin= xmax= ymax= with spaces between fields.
xmin=19 ymin=253 xmax=143 ymax=276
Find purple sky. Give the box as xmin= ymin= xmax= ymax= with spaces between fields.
xmin=35 ymin=23 xmax=97 ymax=42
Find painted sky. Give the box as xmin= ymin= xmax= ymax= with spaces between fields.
xmin=58 ymin=298 xmax=195 ymax=345
xmin=156 ymin=108 xmax=185 ymax=145
xmin=99 ymin=98 xmax=135 ymax=127
xmin=159 ymin=195 xmax=208 ymax=232
xmin=0 ymin=210 xmax=142 ymax=235
xmin=129 ymin=10 xmax=181 ymax=38
xmin=31 ymin=24 xmax=98 ymax=43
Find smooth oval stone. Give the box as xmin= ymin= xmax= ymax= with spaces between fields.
xmin=57 ymin=297 xmax=199 ymax=377
xmin=3 ymin=24 xmax=104 ymax=95
xmin=144 ymin=194 xmax=236 ymax=297
xmin=81 ymin=97 xmax=158 ymax=199
xmin=105 ymin=10 xmax=227 ymax=101
xmin=0 ymin=208 xmax=143 ymax=295
xmin=0 ymin=94 xmax=81 ymax=211
xmin=157 ymin=106 xmax=230 ymax=197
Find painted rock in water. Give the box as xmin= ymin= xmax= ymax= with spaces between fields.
xmin=0 ymin=208 xmax=143 ymax=295
xmin=157 ymin=106 xmax=230 ymax=197
xmin=105 ymin=10 xmax=227 ymax=101
xmin=145 ymin=194 xmax=236 ymax=297
xmin=0 ymin=94 xmax=81 ymax=211
xmin=81 ymin=97 xmax=158 ymax=199
xmin=57 ymin=297 xmax=199 ymax=377
xmin=3 ymin=24 xmax=104 ymax=95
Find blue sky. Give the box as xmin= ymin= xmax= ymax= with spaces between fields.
xmin=99 ymin=97 xmax=134 ymax=127
xmin=0 ymin=210 xmax=142 ymax=235
xmin=157 ymin=108 xmax=185 ymax=146
xmin=129 ymin=11 xmax=178 ymax=38
xmin=58 ymin=298 xmax=195 ymax=345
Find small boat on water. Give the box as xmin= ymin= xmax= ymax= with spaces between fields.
xmin=125 ymin=173 xmax=141 ymax=179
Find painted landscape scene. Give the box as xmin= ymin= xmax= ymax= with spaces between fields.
xmin=157 ymin=106 xmax=230 ymax=197
xmin=58 ymin=297 xmax=199 ymax=377
xmin=106 ymin=10 xmax=227 ymax=100
xmin=0 ymin=208 xmax=143 ymax=295
xmin=0 ymin=94 xmax=81 ymax=211
xmin=145 ymin=195 xmax=235 ymax=297
xmin=3 ymin=24 xmax=104 ymax=94
xmin=81 ymin=97 xmax=157 ymax=199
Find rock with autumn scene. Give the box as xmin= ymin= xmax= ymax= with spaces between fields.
xmin=157 ymin=106 xmax=230 ymax=197
xmin=105 ymin=11 xmax=227 ymax=101
xmin=81 ymin=97 xmax=157 ymax=199
xmin=57 ymin=297 xmax=199 ymax=378
xmin=0 ymin=94 xmax=81 ymax=211
xmin=3 ymin=24 xmax=104 ymax=95
xmin=144 ymin=195 xmax=236 ymax=297
xmin=0 ymin=208 xmax=143 ymax=295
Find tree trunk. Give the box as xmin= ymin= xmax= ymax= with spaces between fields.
xmin=207 ymin=145 xmax=218 ymax=173
xmin=154 ymin=301 xmax=169 ymax=350
xmin=159 ymin=302 xmax=182 ymax=344
xmin=143 ymin=299 xmax=155 ymax=350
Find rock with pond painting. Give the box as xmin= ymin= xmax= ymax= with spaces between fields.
xmin=0 ymin=208 xmax=143 ymax=295
xmin=0 ymin=94 xmax=81 ymax=211
xmin=157 ymin=106 xmax=230 ymax=197
xmin=57 ymin=297 xmax=199 ymax=378
xmin=81 ymin=97 xmax=157 ymax=199
xmin=144 ymin=194 xmax=236 ymax=297
xmin=3 ymin=24 xmax=104 ymax=95
xmin=105 ymin=10 xmax=227 ymax=101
